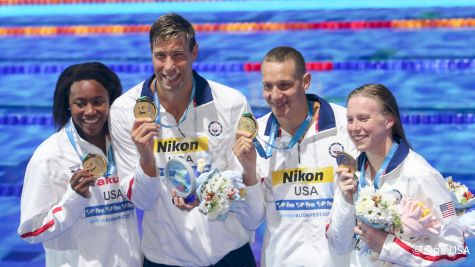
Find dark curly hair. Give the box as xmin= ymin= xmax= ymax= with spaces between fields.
xmin=52 ymin=62 xmax=122 ymax=131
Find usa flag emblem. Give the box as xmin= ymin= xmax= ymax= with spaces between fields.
xmin=439 ymin=201 xmax=455 ymax=218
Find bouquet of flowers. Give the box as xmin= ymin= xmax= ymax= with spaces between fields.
xmin=355 ymin=186 xmax=402 ymax=230
xmin=196 ymin=169 xmax=246 ymax=221
xmin=445 ymin=176 xmax=475 ymax=212
xmin=354 ymin=187 xmax=440 ymax=257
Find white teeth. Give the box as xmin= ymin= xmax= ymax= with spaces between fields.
xmin=164 ymin=74 xmax=178 ymax=81
xmin=84 ymin=119 xmax=98 ymax=124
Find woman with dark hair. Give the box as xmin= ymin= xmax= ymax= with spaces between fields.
xmin=327 ymin=84 xmax=466 ymax=266
xmin=18 ymin=62 xmax=141 ymax=266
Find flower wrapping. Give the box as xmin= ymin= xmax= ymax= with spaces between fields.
xmin=196 ymin=169 xmax=246 ymax=221
xmin=445 ymin=176 xmax=475 ymax=211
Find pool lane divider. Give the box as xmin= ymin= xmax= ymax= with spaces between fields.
xmin=1 ymin=113 xmax=474 ymax=126
xmin=1 ymin=60 xmax=475 ymax=74
xmin=2 ymin=18 xmax=475 ymax=36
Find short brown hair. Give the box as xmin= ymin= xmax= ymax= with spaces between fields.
xmin=262 ymin=46 xmax=307 ymax=76
xmin=149 ymin=13 xmax=196 ymax=52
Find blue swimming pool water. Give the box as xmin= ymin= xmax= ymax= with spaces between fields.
xmin=1 ymin=3 xmax=475 ymax=267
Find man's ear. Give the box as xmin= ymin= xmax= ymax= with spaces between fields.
xmin=302 ymin=72 xmax=311 ymax=92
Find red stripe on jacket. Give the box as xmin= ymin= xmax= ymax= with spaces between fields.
xmin=20 ymin=206 xmax=63 ymax=238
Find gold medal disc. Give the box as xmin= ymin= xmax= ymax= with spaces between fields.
xmin=237 ymin=113 xmax=258 ymax=138
xmin=336 ymin=152 xmax=357 ymax=174
xmin=134 ymin=97 xmax=158 ymax=121
xmin=83 ymin=154 xmax=108 ymax=179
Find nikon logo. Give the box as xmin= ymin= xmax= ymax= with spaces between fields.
xmin=272 ymin=167 xmax=334 ymax=185
xmin=154 ymin=137 xmax=208 ymax=154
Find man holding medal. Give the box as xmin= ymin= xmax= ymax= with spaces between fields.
xmin=234 ymin=46 xmax=356 ymax=266
xmin=109 ymin=13 xmax=264 ymax=267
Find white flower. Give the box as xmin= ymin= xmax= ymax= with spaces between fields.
xmin=355 ymin=186 xmax=401 ymax=230
xmin=197 ymin=170 xmax=245 ymax=220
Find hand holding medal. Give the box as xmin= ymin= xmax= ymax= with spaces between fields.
xmin=70 ymin=169 xmax=95 ymax=198
xmin=336 ymin=152 xmax=358 ymax=204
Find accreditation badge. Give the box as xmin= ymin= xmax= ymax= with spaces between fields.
xmin=83 ymin=153 xmax=108 ymax=179
xmin=134 ymin=96 xmax=158 ymax=120
xmin=237 ymin=112 xmax=258 ymax=138
xmin=336 ymin=152 xmax=357 ymax=174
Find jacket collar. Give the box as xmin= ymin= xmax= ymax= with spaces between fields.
xmin=356 ymin=138 xmax=410 ymax=175
xmin=263 ymin=94 xmax=336 ymax=136
xmin=140 ymin=71 xmax=214 ymax=107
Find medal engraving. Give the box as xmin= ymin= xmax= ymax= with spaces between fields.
xmin=237 ymin=112 xmax=258 ymax=138
xmin=83 ymin=154 xmax=108 ymax=179
xmin=336 ymin=152 xmax=357 ymax=174
xmin=134 ymin=96 xmax=158 ymax=120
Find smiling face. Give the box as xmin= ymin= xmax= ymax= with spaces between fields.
xmin=152 ymin=35 xmax=197 ymax=94
xmin=261 ymin=59 xmax=310 ymax=121
xmin=346 ymin=95 xmax=394 ymax=155
xmin=68 ymin=80 xmax=110 ymax=142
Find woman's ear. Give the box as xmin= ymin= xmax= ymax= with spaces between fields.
xmin=386 ymin=115 xmax=395 ymax=129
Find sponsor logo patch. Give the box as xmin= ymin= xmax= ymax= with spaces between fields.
xmin=154 ymin=136 xmax=209 ymax=154
xmin=328 ymin=142 xmax=344 ymax=157
xmin=208 ymin=121 xmax=223 ymax=136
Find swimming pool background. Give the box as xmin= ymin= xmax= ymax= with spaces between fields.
xmin=1 ymin=2 xmax=475 ymax=266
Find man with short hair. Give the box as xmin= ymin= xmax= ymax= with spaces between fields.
xmin=234 ymin=46 xmax=355 ymax=266
xmin=110 ymin=13 xmax=264 ymax=266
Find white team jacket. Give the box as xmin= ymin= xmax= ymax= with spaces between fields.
xmin=109 ymin=71 xmax=265 ymax=266
xmin=326 ymin=140 xmax=467 ymax=266
xmin=18 ymin=120 xmax=141 ymax=267
xmin=256 ymin=94 xmax=356 ymax=267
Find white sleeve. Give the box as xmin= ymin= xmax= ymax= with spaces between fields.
xmin=326 ymin=187 xmax=357 ymax=254
xmin=234 ymin=182 xmax=265 ymax=230
xmin=18 ymin=160 xmax=89 ymax=243
xmin=226 ymin=101 xmax=265 ymax=230
xmin=379 ymin=173 xmax=467 ymax=266
xmin=109 ymin=104 xmax=160 ymax=211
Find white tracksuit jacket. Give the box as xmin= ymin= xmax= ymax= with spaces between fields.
xmin=109 ymin=71 xmax=265 ymax=266
xmin=18 ymin=119 xmax=141 ymax=267
xmin=256 ymin=94 xmax=356 ymax=267
xmin=326 ymin=140 xmax=467 ymax=266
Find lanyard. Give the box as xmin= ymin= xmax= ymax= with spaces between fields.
xmin=65 ymin=119 xmax=116 ymax=177
xmin=153 ymin=77 xmax=196 ymax=128
xmin=255 ymin=100 xmax=313 ymax=159
xmin=359 ymin=142 xmax=398 ymax=190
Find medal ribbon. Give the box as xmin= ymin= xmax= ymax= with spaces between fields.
xmin=153 ymin=77 xmax=196 ymax=128
xmin=358 ymin=141 xmax=398 ymax=190
xmin=65 ymin=119 xmax=116 ymax=177
xmin=255 ymin=100 xmax=313 ymax=159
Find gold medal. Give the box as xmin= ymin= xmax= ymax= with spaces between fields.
xmin=336 ymin=152 xmax=357 ymax=174
xmin=83 ymin=153 xmax=108 ymax=179
xmin=134 ymin=96 xmax=158 ymax=120
xmin=237 ymin=112 xmax=258 ymax=138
